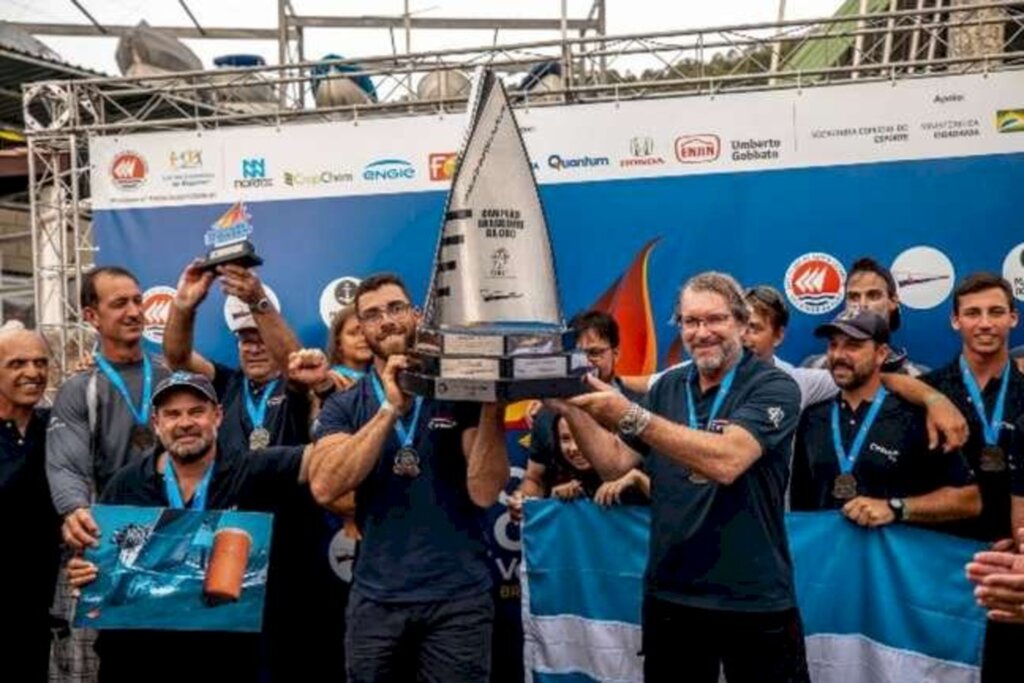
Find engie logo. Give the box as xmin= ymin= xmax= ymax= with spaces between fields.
xmin=141 ymin=286 xmax=176 ymax=344
xmin=363 ymin=159 xmax=415 ymax=181
xmin=429 ymin=153 xmax=457 ymax=181
xmin=234 ymin=157 xmax=273 ymax=188
xmin=110 ymin=151 xmax=147 ymax=190
xmin=784 ymin=252 xmax=846 ymax=315
xmin=674 ymin=135 xmax=720 ymax=163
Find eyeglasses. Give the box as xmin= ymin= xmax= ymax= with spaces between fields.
xmin=358 ymin=300 xmax=413 ymax=325
xmin=677 ymin=313 xmax=733 ymax=331
xmin=580 ymin=345 xmax=612 ymax=360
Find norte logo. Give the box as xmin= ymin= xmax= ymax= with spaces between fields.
xmin=141 ymin=286 xmax=176 ymax=344
xmin=784 ymin=252 xmax=846 ymax=315
xmin=110 ymin=151 xmax=147 ymax=190
xmin=547 ymin=154 xmax=610 ymax=171
xmin=234 ymin=157 xmax=273 ymax=188
xmin=674 ymin=135 xmax=720 ymax=163
xmin=363 ymin=159 xmax=415 ymax=181
xmin=996 ymin=109 xmax=1024 ymax=133
xmin=620 ymin=136 xmax=666 ymax=168
xmin=429 ymin=153 xmax=458 ymax=181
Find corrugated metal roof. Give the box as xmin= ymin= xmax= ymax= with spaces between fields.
xmin=0 ymin=45 xmax=109 ymax=131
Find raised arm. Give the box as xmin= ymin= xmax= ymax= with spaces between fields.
xmin=164 ymin=260 xmax=216 ymax=378
xmin=217 ymin=264 xmax=301 ymax=377
xmin=461 ymin=403 xmax=509 ymax=508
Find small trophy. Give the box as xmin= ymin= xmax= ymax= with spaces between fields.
xmin=199 ymin=201 xmax=263 ymax=270
xmin=398 ymin=68 xmax=589 ymax=402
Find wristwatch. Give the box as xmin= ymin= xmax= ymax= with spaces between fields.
xmin=249 ymin=297 xmax=272 ymax=314
xmin=617 ymin=403 xmax=652 ymax=437
xmin=887 ymin=497 xmax=906 ymax=522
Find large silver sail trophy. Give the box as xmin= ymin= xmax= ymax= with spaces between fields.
xmin=399 ymin=68 xmax=589 ymax=401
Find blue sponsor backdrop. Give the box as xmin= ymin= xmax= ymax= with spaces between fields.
xmin=97 ymin=151 xmax=1023 ymax=371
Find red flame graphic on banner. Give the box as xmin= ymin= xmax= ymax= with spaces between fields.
xmin=590 ymin=238 xmax=661 ymax=376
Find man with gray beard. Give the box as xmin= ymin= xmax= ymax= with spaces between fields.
xmin=548 ymin=271 xmax=808 ymax=683
xmin=789 ymin=309 xmax=980 ymax=529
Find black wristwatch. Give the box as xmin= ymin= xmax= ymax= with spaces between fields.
xmin=249 ymin=297 xmax=272 ymax=314
xmin=887 ymin=497 xmax=906 ymax=522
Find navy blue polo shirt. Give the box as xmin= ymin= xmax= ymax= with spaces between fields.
xmin=923 ymin=359 xmax=1024 ymax=540
xmin=1009 ymin=413 xmax=1024 ymax=498
xmin=626 ymin=350 xmax=801 ymax=612
xmin=790 ymin=392 xmax=974 ymax=514
xmin=94 ymin=444 xmax=305 ymax=682
xmin=313 ymin=372 xmax=491 ymax=602
xmin=212 ymin=362 xmax=313 ymax=452
xmin=0 ymin=408 xmax=61 ymax=627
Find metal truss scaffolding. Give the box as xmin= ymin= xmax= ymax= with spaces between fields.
xmin=24 ymin=0 xmax=1024 ymax=380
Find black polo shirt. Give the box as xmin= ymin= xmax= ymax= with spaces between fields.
xmin=790 ymin=392 xmax=974 ymax=515
xmin=0 ymin=408 xmax=61 ymax=628
xmin=93 ymin=444 xmax=304 ymax=683
xmin=313 ymin=372 xmax=491 ymax=603
xmin=1012 ymin=414 xmax=1024 ymax=498
xmin=212 ymin=362 xmax=312 ymax=452
xmin=625 ymin=350 xmax=801 ymax=612
xmin=923 ymin=358 xmax=1024 ymax=540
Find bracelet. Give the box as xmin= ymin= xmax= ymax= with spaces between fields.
xmin=923 ymin=392 xmax=944 ymax=406
xmin=379 ymin=399 xmax=396 ymax=414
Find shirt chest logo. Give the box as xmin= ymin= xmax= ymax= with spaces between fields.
xmin=868 ymin=441 xmax=900 ymax=462
xmin=267 ymin=395 xmax=285 ymax=407
xmin=428 ymin=417 xmax=457 ymax=430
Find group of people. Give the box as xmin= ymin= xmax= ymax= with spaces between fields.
xmin=1 ymin=253 xmax=1023 ymax=682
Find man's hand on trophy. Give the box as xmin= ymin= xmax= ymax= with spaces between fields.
xmin=174 ymin=259 xmax=215 ymax=311
xmin=217 ymin=264 xmax=265 ymax=305
xmin=382 ymin=354 xmax=414 ymax=414
xmin=566 ymin=374 xmax=632 ymax=431
xmin=288 ymin=349 xmax=332 ymax=391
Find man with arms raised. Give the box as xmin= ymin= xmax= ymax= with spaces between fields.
xmin=309 ymin=273 xmax=509 ymax=683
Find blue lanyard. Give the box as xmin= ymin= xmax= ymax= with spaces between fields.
xmin=959 ymin=355 xmax=1010 ymax=446
xmin=163 ymin=458 xmax=215 ymax=510
xmin=370 ymin=372 xmax=423 ymax=447
xmin=333 ymin=365 xmax=365 ymax=381
xmin=243 ymin=377 xmax=279 ymax=430
xmin=831 ymin=387 xmax=888 ymax=474
xmin=685 ymin=364 xmax=738 ymax=430
xmin=94 ymin=353 xmax=152 ymax=425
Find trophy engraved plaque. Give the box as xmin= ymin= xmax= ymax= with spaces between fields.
xmin=398 ymin=68 xmax=589 ymax=401
xmin=199 ymin=201 xmax=264 ymax=270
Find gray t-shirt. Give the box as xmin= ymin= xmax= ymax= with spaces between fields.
xmin=45 ymin=357 xmax=170 ymax=515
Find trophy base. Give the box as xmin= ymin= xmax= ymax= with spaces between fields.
xmin=198 ymin=241 xmax=264 ymax=271
xmin=398 ymin=371 xmax=590 ymax=402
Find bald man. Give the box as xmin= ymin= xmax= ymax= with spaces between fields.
xmin=0 ymin=323 xmax=61 ymax=681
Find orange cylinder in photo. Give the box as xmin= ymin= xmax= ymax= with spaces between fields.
xmin=203 ymin=527 xmax=252 ymax=605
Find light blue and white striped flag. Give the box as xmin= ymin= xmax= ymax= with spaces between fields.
xmin=522 ymin=500 xmax=987 ymax=683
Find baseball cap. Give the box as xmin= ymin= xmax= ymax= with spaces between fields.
xmin=152 ymin=371 xmax=219 ymax=408
xmin=224 ymin=295 xmax=259 ymax=333
xmin=814 ymin=309 xmax=890 ymax=345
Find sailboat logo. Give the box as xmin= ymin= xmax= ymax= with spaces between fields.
xmin=785 ymin=252 xmax=846 ymax=314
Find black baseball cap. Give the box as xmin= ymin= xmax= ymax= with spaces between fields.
xmin=152 ymin=371 xmax=219 ymax=408
xmin=814 ymin=309 xmax=890 ymax=345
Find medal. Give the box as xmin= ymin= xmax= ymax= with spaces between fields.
xmin=249 ymin=427 xmax=271 ymax=451
xmin=95 ymin=352 xmax=153 ymax=447
xmin=682 ymin=363 xmax=738 ymax=484
xmin=243 ymin=377 xmax=279 ymax=449
xmin=832 ymin=472 xmax=858 ymax=500
xmin=370 ymin=373 xmax=424 ymax=479
xmin=979 ymin=445 xmax=1007 ymax=473
xmin=393 ymin=446 xmax=422 ymax=478
xmin=960 ymin=356 xmax=1011 ymax=472
xmin=129 ymin=424 xmax=156 ymax=451
xmin=831 ymin=386 xmax=887 ymax=501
